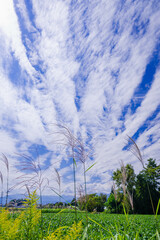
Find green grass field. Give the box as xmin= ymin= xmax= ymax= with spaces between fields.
xmin=1 ymin=207 xmax=159 ymax=239
xmin=41 ymin=212 xmax=159 ymax=239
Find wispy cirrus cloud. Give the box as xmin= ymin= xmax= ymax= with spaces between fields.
xmin=0 ymin=0 xmax=160 ymax=197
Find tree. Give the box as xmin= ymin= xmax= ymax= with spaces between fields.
xmin=78 ymin=193 xmax=106 ymax=212
xmin=86 ymin=194 xmax=97 ymax=212
xmin=105 ymin=193 xmax=117 ymax=213
xmin=71 ymin=198 xmax=78 ymax=207
xmin=110 ymin=158 xmax=160 ymax=214
xmin=100 ymin=193 xmax=107 ymax=203
xmin=134 ymin=158 xmax=160 ymax=214
xmin=112 ymin=163 xmax=136 ymax=212
xmin=105 ymin=186 xmax=124 ymax=213
xmin=113 ymin=163 xmax=136 ymax=193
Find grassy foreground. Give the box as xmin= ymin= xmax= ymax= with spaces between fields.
xmin=1 ymin=210 xmax=159 ymax=239
xmin=43 ymin=212 xmax=159 ymax=239
xmin=0 ymin=192 xmax=159 ymax=239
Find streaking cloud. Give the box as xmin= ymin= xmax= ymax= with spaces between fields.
xmin=0 ymin=0 xmax=160 ymax=197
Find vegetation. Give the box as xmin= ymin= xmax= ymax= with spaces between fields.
xmin=42 ymin=212 xmax=160 ymax=239
xmin=0 ymin=198 xmax=160 ymax=239
xmin=0 ymin=131 xmax=160 ymax=239
xmin=0 ymin=192 xmax=84 ymax=239
xmin=77 ymin=193 xmax=107 ymax=212
xmin=106 ymin=158 xmax=160 ymax=214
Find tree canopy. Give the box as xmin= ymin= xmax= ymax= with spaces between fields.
xmin=106 ymin=158 xmax=160 ymax=214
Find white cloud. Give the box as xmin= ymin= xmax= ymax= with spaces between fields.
xmin=0 ymin=0 xmax=35 ymax=76
xmin=31 ymin=0 xmax=80 ymax=133
xmin=15 ymin=0 xmax=35 ymax=32
xmin=124 ymin=69 xmax=160 ymax=135
xmin=0 ymin=0 xmax=160 ymax=197
xmin=0 ymin=131 xmax=17 ymax=155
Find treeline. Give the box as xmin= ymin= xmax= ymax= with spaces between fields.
xmin=76 ymin=193 xmax=107 ymax=212
xmin=106 ymin=158 xmax=160 ymax=214
xmin=71 ymin=158 xmax=160 ymax=214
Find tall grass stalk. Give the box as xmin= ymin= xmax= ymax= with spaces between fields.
xmin=17 ymin=153 xmax=48 ymax=206
xmin=76 ymin=138 xmax=97 ymax=239
xmin=77 ymin=184 xmax=85 ymax=210
xmin=54 ymin=168 xmax=61 ymax=206
xmin=52 ymin=124 xmax=78 ymax=225
xmin=16 ymin=152 xmax=48 ymax=238
xmin=54 ymin=168 xmax=62 ymax=225
xmin=112 ymin=181 xmax=118 ymax=213
xmin=76 ymin=140 xmax=88 ymax=227
xmin=0 ymin=171 xmax=3 ymax=207
xmin=120 ymin=160 xmax=134 ymax=213
xmin=127 ymin=136 xmax=155 ymax=215
xmin=1 ymin=154 xmax=9 ymax=207
xmin=75 ymin=135 xmax=96 ymax=238
xmin=73 ymin=156 xmax=77 ymax=224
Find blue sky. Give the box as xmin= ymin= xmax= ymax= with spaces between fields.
xmin=0 ymin=0 xmax=160 ymax=200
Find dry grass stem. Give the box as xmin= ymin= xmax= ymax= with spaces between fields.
xmin=127 ymin=136 xmax=145 ymax=168
xmin=127 ymin=189 xmax=134 ymax=211
xmin=112 ymin=181 xmax=117 ymax=201
xmin=54 ymin=168 xmax=61 ymax=205
xmin=51 ymin=124 xmax=78 ymax=224
xmin=0 ymin=171 xmax=3 ymax=206
xmin=1 ymin=154 xmax=9 ymax=172
xmin=0 ymin=171 xmax=3 ymax=185
xmin=1 ymin=154 xmax=10 ymax=206
xmin=120 ymin=160 xmax=127 ymax=197
xmin=77 ymin=184 xmax=85 ymax=201
xmin=16 ymin=153 xmax=49 ymax=209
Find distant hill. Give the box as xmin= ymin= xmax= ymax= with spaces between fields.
xmin=1 ymin=194 xmax=73 ymax=205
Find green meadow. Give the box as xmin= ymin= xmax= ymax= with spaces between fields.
xmin=42 ymin=212 xmax=160 ymax=239
xmin=1 ymin=204 xmax=159 ymax=239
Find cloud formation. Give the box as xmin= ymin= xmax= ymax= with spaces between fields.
xmin=0 ymin=0 xmax=160 ymax=198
